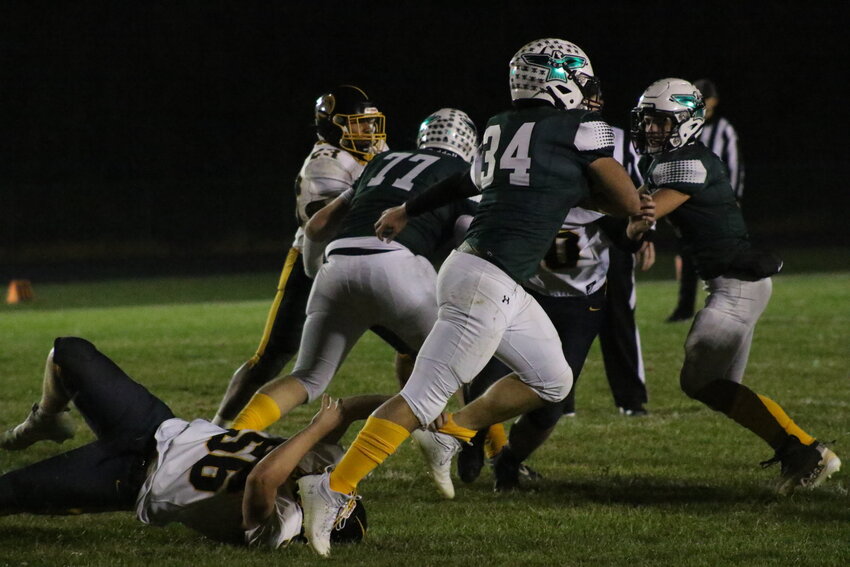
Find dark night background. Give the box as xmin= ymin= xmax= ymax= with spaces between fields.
xmin=2 ymin=1 xmax=848 ymax=281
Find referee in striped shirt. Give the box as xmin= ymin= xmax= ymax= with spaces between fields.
xmin=667 ymin=78 xmax=745 ymax=322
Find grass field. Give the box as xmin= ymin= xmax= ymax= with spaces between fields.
xmin=1 ymin=269 xmax=848 ymax=566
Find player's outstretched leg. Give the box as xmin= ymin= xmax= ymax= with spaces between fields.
xmin=692 ymin=379 xmax=841 ymax=494
xmin=0 ymin=348 xmax=75 ymax=451
xmin=212 ymin=249 xmax=310 ymax=427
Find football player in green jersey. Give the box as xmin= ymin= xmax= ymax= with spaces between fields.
xmin=227 ymin=109 xmax=481 ymax=501
xmin=632 ymin=78 xmax=840 ymax=495
xmin=211 ymin=86 xmax=389 ymax=428
xmin=294 ymin=38 xmax=649 ymax=556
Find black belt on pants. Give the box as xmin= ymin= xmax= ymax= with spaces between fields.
xmin=327 ymin=247 xmax=395 ymax=257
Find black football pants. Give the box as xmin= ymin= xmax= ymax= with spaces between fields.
xmin=0 ymin=337 xmax=174 ymax=515
xmin=598 ymin=246 xmax=648 ymax=410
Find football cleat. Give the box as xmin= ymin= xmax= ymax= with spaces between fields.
xmin=411 ymin=428 xmax=461 ymax=499
xmin=297 ymin=472 xmax=352 ymax=557
xmin=0 ymin=404 xmax=75 ymax=451
xmin=618 ymin=405 xmax=649 ymax=417
xmin=761 ymin=437 xmax=842 ymax=495
xmin=492 ymin=447 xmax=544 ymax=492
xmin=518 ymin=463 xmax=543 ymax=482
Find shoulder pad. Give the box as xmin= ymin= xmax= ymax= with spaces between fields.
xmin=575 ymin=119 xmax=615 ymax=152
xmin=652 ymin=158 xmax=707 ymax=186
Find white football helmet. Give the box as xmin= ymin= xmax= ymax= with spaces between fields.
xmin=416 ymin=108 xmax=478 ymax=163
xmin=509 ymin=38 xmax=600 ymax=110
xmin=630 ymin=78 xmax=706 ymax=155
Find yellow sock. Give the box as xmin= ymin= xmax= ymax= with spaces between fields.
xmin=484 ymin=423 xmax=508 ymax=458
xmin=231 ymin=393 xmax=281 ymax=431
xmin=437 ymin=414 xmax=477 ymax=444
xmin=329 ymin=416 xmax=410 ymax=494
xmin=757 ymin=395 xmax=816 ymax=445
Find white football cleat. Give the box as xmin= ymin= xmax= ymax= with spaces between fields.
xmin=297 ymin=472 xmax=350 ymax=557
xmin=0 ymin=404 xmax=75 ymax=451
xmin=411 ymin=428 xmax=461 ymax=499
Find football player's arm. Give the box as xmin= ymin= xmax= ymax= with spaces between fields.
xmin=242 ymin=395 xmax=345 ymax=530
xmin=241 ymin=394 xmax=389 ymax=529
xmin=304 ymin=188 xmax=354 ymax=242
xmin=586 ymin=157 xmax=642 ymax=217
xmin=648 ymin=187 xmax=690 ymax=219
xmin=597 ymin=215 xmax=645 ymax=253
xmin=374 ymin=169 xmax=477 ymax=242
xmin=302 ymin=189 xmax=357 ymax=278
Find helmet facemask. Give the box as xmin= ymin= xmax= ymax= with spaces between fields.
xmin=315 ymin=85 xmax=387 ymax=162
xmin=332 ymin=111 xmax=386 ymax=161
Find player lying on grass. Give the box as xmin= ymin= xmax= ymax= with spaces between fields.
xmin=0 ymin=337 xmax=374 ymax=548
xmin=631 ymin=78 xmax=840 ymax=494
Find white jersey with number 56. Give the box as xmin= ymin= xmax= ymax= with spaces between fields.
xmin=135 ymin=418 xmax=342 ymax=548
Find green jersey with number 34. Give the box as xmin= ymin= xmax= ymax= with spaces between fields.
xmin=466 ymin=105 xmax=615 ymax=282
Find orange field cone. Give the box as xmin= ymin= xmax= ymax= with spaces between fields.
xmin=6 ymin=280 xmax=35 ymax=304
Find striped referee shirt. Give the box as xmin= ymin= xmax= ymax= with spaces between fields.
xmin=700 ymin=116 xmax=744 ymax=201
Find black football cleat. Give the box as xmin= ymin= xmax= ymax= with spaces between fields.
xmin=618 ymin=404 xmax=649 ymax=417
xmin=492 ymin=449 xmax=522 ymax=492
xmin=761 ymin=436 xmax=841 ymax=495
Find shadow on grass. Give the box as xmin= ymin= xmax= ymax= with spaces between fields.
xmin=464 ymin=474 xmax=848 ymax=522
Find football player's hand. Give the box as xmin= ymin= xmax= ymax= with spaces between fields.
xmin=638 ymin=193 xmax=656 ymax=223
xmin=626 ymin=194 xmax=655 ymax=239
xmin=426 ymin=412 xmax=450 ymax=432
xmin=310 ymin=394 xmax=344 ymax=430
xmin=374 ymin=205 xmax=409 ymax=243
xmin=635 ymin=241 xmax=656 ymax=271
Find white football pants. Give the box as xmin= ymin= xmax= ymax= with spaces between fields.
xmin=401 ymin=250 xmax=572 ymax=426
xmin=291 ymin=247 xmax=438 ymax=401
xmin=680 ymin=276 xmax=772 ymax=396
